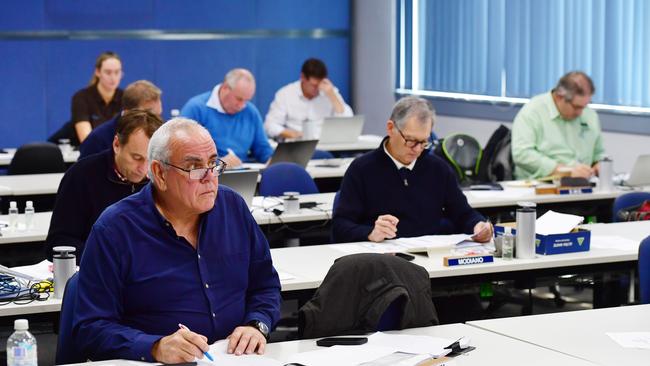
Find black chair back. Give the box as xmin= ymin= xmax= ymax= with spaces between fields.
xmin=8 ymin=142 xmax=66 ymax=175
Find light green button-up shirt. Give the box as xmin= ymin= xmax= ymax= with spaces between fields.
xmin=511 ymin=92 xmax=605 ymax=180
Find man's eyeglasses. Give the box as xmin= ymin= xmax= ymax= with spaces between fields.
xmin=394 ymin=125 xmax=432 ymax=149
xmin=163 ymin=159 xmax=227 ymax=180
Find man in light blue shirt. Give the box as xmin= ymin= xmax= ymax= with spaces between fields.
xmin=181 ymin=68 xmax=273 ymax=167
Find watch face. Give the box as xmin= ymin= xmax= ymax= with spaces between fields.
xmin=257 ymin=321 xmax=269 ymax=335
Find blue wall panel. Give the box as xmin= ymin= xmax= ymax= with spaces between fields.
xmin=0 ymin=1 xmax=350 ymax=148
xmin=0 ymin=1 xmax=45 ymax=31
xmin=0 ymin=42 xmax=47 ymax=145
xmin=44 ymin=1 xmax=156 ymax=30
xmin=154 ymin=40 xmax=258 ymax=115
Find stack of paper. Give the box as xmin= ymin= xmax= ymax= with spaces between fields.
xmin=606 ymin=332 xmax=650 ymax=350
xmin=201 ymin=340 xmax=283 ymax=366
xmin=285 ymin=332 xmax=454 ymax=366
xmin=535 ymin=210 xmax=584 ymax=235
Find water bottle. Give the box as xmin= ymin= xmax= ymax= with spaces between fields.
xmin=515 ymin=201 xmax=537 ymax=259
xmin=6 ymin=319 xmax=38 ymax=366
xmin=53 ymin=246 xmax=76 ymax=299
xmin=24 ymin=201 xmax=35 ymax=230
xmin=170 ymin=109 xmax=180 ymax=120
xmin=501 ymin=227 xmax=514 ymax=260
xmin=8 ymin=201 xmax=18 ymax=231
xmin=598 ymin=156 xmax=614 ymax=191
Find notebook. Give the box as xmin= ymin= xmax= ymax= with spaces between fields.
xmin=623 ymin=154 xmax=650 ymax=187
xmin=219 ymin=169 xmax=259 ymax=207
xmin=318 ymin=115 xmax=365 ymax=144
xmin=268 ymin=140 xmax=318 ymax=168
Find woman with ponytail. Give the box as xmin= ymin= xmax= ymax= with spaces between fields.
xmin=70 ymin=51 xmax=124 ymax=143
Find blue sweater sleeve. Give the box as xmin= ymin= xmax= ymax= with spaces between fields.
xmin=332 ymin=161 xmax=374 ymax=243
xmin=72 ymin=223 xmax=163 ymax=362
xmin=247 ymin=105 xmax=274 ymax=163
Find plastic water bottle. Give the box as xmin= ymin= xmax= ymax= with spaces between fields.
xmin=170 ymin=109 xmax=180 ymax=119
xmin=6 ymin=319 xmax=38 ymax=366
xmin=502 ymin=227 xmax=514 ymax=260
xmin=8 ymin=201 xmax=19 ymax=231
xmin=24 ymin=201 xmax=35 ymax=230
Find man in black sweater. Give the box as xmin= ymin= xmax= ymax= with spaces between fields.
xmin=332 ymin=96 xmax=492 ymax=243
xmin=46 ymin=109 xmax=164 ymax=262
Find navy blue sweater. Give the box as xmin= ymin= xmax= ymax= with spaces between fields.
xmin=46 ymin=148 xmax=146 ymax=262
xmin=332 ymin=140 xmax=485 ymax=243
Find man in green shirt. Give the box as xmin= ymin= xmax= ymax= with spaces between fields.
xmin=512 ymin=71 xmax=605 ymax=180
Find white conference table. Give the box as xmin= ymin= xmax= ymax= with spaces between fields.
xmin=2 ymin=221 xmax=647 ymax=317
xmin=264 ymin=323 xmax=598 ymax=366
xmin=0 ymin=148 xmax=79 ymax=167
xmin=468 ymin=304 xmax=650 ymax=366
xmin=58 ymin=323 xmax=597 ymax=366
xmin=0 ymin=159 xmax=355 ymax=197
xmin=0 ymin=193 xmax=336 ymax=245
xmin=0 ymin=136 xmax=381 ymax=168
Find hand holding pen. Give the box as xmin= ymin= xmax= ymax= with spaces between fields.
xmin=471 ymin=219 xmax=493 ymax=243
xmin=150 ymin=323 xmax=213 ymax=363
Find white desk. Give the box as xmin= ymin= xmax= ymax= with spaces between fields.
xmin=468 ymin=304 xmax=650 ymax=366
xmin=264 ymin=323 xmax=597 ymax=366
xmin=0 ymin=194 xmax=336 ymax=245
xmin=464 ymin=183 xmax=626 ymax=208
xmin=272 ymin=220 xmax=649 ymax=292
xmin=0 ymin=159 xmax=354 ymax=197
xmin=58 ymin=323 xmax=596 ymax=366
xmin=0 ymin=296 xmax=62 ymax=317
xmin=315 ymin=134 xmax=383 ymax=152
xmin=3 ymin=221 xmax=647 ymax=317
xmin=0 ymin=212 xmax=52 ymax=245
xmin=0 ymin=148 xmax=79 ymax=167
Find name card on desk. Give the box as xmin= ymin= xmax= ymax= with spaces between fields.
xmin=443 ymin=254 xmax=494 ymax=266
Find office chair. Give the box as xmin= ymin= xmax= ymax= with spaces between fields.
xmin=311 ymin=149 xmax=335 ymax=160
xmin=55 ymin=273 xmax=83 ymax=365
xmin=47 ymin=120 xmax=80 ymax=147
xmin=640 ymin=236 xmax=650 ymax=304
xmin=8 ymin=142 xmax=66 ymax=175
xmin=298 ymin=253 xmax=438 ymax=338
xmin=612 ymin=192 xmax=650 ymax=222
xmin=259 ymin=162 xmax=319 ymax=196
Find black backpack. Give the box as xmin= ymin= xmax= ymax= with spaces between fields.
xmin=432 ymin=133 xmax=482 ymax=185
xmin=477 ymin=124 xmax=514 ymax=182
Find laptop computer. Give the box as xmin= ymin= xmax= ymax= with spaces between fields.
xmin=219 ymin=169 xmax=259 ymax=207
xmin=624 ymin=154 xmax=650 ymax=187
xmin=268 ymin=140 xmax=318 ymax=168
xmin=318 ymin=115 xmax=365 ymax=144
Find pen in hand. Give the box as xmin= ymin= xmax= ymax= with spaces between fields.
xmin=178 ymin=323 xmax=214 ymax=362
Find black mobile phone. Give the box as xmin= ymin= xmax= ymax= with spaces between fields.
xmin=316 ymin=337 xmax=368 ymax=347
xmin=394 ymin=252 xmax=415 ymax=261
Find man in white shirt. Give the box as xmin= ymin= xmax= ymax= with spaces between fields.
xmin=264 ymin=58 xmax=353 ymax=140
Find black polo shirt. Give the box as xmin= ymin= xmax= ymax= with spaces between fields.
xmin=71 ymin=85 xmax=123 ymax=128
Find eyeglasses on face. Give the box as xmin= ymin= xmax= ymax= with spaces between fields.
xmin=394 ymin=124 xmax=433 ymax=149
xmin=163 ymin=159 xmax=227 ymax=180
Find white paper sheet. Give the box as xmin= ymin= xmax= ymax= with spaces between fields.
xmin=200 ymin=340 xmax=283 ymax=366
xmin=5 ymin=260 xmax=53 ymax=281
xmin=390 ymin=234 xmax=471 ymax=251
xmin=606 ymin=332 xmax=650 ymax=349
xmin=590 ymin=235 xmax=640 ymax=251
xmin=286 ymin=344 xmax=398 ymax=366
xmin=535 ymin=210 xmax=584 ymax=235
xmin=367 ymin=332 xmax=453 ymax=357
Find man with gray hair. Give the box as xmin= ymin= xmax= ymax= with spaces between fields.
xmin=181 ymin=68 xmax=273 ymax=167
xmin=73 ymin=118 xmax=281 ymax=362
xmin=512 ymin=70 xmax=605 ymax=179
xmin=332 ymin=96 xmax=491 ymax=243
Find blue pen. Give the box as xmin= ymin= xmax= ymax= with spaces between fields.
xmin=178 ymin=323 xmax=214 ymax=362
